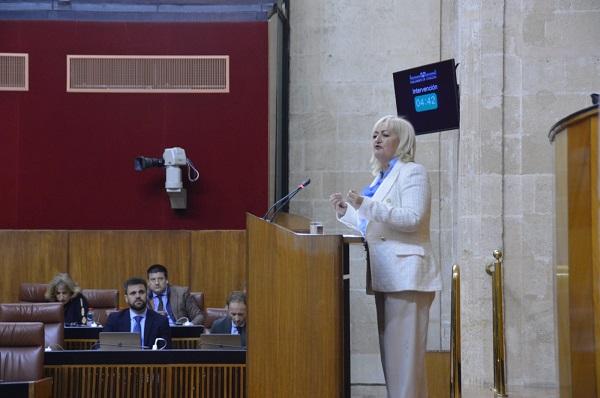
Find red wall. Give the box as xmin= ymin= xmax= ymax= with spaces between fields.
xmin=0 ymin=20 xmax=268 ymax=229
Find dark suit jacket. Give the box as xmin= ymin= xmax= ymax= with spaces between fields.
xmin=104 ymin=308 xmax=172 ymax=349
xmin=211 ymin=316 xmax=246 ymax=347
xmin=64 ymin=292 xmax=89 ymax=325
xmin=148 ymin=285 xmax=204 ymax=325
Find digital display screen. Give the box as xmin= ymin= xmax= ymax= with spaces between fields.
xmin=393 ymin=59 xmax=459 ymax=135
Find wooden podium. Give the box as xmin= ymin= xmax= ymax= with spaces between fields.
xmin=549 ymin=103 xmax=599 ymax=397
xmin=246 ymin=213 xmax=350 ymax=397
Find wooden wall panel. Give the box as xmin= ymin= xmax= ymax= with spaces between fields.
xmin=426 ymin=351 xmax=451 ymax=398
xmin=68 ymin=231 xmax=191 ymax=297
xmin=191 ymin=231 xmax=246 ymax=308
xmin=0 ymin=231 xmax=68 ymax=303
xmin=46 ymin=363 xmax=246 ymax=398
xmin=5 ymin=230 xmax=246 ymax=314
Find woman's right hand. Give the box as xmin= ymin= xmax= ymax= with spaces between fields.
xmin=329 ymin=193 xmax=348 ymax=217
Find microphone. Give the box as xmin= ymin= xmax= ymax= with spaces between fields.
xmin=263 ymin=178 xmax=311 ymax=222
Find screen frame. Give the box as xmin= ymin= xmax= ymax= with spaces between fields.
xmin=393 ymin=58 xmax=460 ymax=135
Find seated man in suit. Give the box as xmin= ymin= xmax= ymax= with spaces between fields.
xmin=104 ymin=277 xmax=172 ymax=349
xmin=146 ymin=264 xmax=204 ymax=326
xmin=210 ymin=291 xmax=247 ymax=347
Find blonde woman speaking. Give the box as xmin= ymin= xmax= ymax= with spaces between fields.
xmin=330 ymin=115 xmax=441 ymax=398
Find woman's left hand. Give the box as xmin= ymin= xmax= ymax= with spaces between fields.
xmin=347 ymin=190 xmax=364 ymax=209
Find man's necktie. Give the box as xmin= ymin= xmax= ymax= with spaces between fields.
xmin=133 ymin=315 xmax=143 ymax=346
xmin=157 ymin=295 xmax=165 ymax=312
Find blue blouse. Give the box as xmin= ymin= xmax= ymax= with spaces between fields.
xmin=358 ymin=158 xmax=398 ymax=235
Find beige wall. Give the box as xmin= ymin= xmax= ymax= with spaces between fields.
xmin=289 ymin=0 xmax=446 ymax=384
xmin=499 ymin=0 xmax=600 ymax=387
xmin=289 ymin=0 xmax=600 ymax=390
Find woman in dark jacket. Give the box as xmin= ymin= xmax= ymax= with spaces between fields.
xmin=45 ymin=273 xmax=89 ymax=325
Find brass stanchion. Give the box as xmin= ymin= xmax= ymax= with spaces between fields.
xmin=485 ymin=250 xmax=508 ymax=397
xmin=450 ymin=264 xmax=461 ymax=398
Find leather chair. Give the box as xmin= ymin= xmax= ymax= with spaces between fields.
xmin=18 ymin=283 xmax=49 ymax=303
xmin=190 ymin=291 xmax=207 ymax=323
xmin=82 ymin=289 xmax=119 ymax=325
xmin=205 ymin=307 xmax=228 ymax=329
xmin=0 ymin=303 xmax=64 ymax=347
xmin=0 ymin=322 xmax=45 ymax=381
xmin=0 ymin=322 xmax=53 ymax=397
xmin=190 ymin=291 xmax=205 ymax=312
xmin=19 ymin=283 xmax=119 ymax=325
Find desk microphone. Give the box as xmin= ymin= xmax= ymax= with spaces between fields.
xmin=263 ymin=178 xmax=311 ymax=222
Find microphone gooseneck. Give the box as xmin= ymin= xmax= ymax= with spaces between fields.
xmin=263 ymin=178 xmax=311 ymax=222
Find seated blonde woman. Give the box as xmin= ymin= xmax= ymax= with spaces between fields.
xmin=45 ymin=273 xmax=89 ymax=325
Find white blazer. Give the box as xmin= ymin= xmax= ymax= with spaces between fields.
xmin=339 ymin=160 xmax=442 ymax=292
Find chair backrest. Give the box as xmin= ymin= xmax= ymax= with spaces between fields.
xmin=0 ymin=303 xmax=64 ymax=347
xmin=18 ymin=283 xmax=49 ymax=303
xmin=205 ymin=307 xmax=228 ymax=329
xmin=0 ymin=322 xmax=45 ymax=382
xmin=190 ymin=291 xmax=205 ymax=311
xmin=82 ymin=289 xmax=119 ymax=325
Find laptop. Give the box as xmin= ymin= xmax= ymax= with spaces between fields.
xmin=98 ymin=332 xmax=144 ymax=350
xmin=198 ymin=334 xmax=243 ymax=350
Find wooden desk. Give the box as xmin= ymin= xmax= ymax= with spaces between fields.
xmin=0 ymin=378 xmax=53 ymax=398
xmin=64 ymin=325 xmax=204 ymax=350
xmin=171 ymin=325 xmax=206 ymax=349
xmin=45 ymin=350 xmax=245 ymax=398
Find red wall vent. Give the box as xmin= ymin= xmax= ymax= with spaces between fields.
xmin=67 ymin=55 xmax=229 ymax=93
xmin=0 ymin=53 xmax=28 ymax=91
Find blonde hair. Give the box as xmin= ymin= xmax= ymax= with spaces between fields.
xmin=369 ymin=115 xmax=416 ymax=176
xmin=45 ymin=273 xmax=81 ymax=301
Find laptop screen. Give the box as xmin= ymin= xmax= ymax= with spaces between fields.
xmin=198 ymin=334 xmax=243 ymax=350
xmin=98 ymin=332 xmax=144 ymax=350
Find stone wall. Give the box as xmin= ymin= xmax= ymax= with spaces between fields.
xmin=499 ymin=0 xmax=600 ymax=386
xmin=288 ymin=0 xmax=600 ymax=389
xmin=288 ymin=0 xmax=445 ymax=385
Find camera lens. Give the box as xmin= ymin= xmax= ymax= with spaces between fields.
xmin=134 ymin=156 xmax=164 ymax=171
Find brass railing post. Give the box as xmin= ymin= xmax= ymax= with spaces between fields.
xmin=450 ymin=264 xmax=461 ymax=398
xmin=485 ymin=249 xmax=508 ymax=397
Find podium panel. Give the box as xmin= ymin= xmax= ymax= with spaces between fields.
xmin=550 ymin=104 xmax=599 ymax=397
xmin=246 ymin=214 xmax=346 ymax=397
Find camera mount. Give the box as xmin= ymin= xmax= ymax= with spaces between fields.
xmin=134 ymin=147 xmax=199 ymax=209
